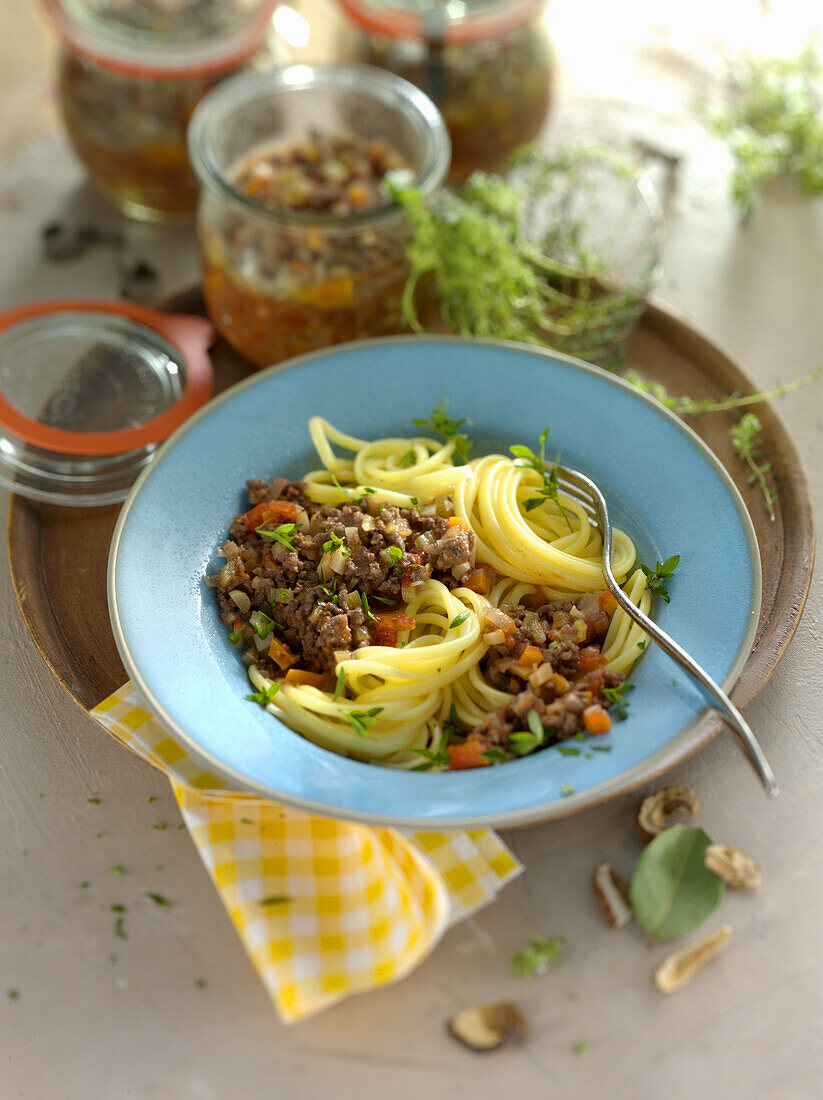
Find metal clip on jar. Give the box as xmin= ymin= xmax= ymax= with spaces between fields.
xmin=39 ymin=0 xmax=276 ymax=223
xmin=335 ymin=0 xmax=554 ymax=183
xmin=0 ymin=300 xmax=215 ymax=507
xmin=187 ymin=63 xmax=450 ymax=368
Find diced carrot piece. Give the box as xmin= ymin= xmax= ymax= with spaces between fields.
xmin=598 ymin=591 xmax=619 ymax=615
xmin=583 ymin=705 xmax=611 ymax=735
xmin=239 ymin=500 xmax=298 ymax=530
xmin=519 ymin=645 xmax=543 ymax=668
xmin=447 ymin=736 xmax=491 ymax=770
xmin=268 ymin=636 xmax=298 ymax=670
xmin=551 ymin=673 xmax=570 ymax=695
xmin=463 ymin=564 xmax=495 ymax=595
xmin=447 ymin=516 xmax=472 ymax=532
xmin=283 ymin=668 xmax=327 ymax=689
xmin=577 ymin=646 xmax=607 ymax=675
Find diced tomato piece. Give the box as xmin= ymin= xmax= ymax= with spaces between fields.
xmin=519 ymin=645 xmax=543 ymax=668
xmin=372 ymin=611 xmax=416 ymax=647
xmin=268 ymin=636 xmax=298 ymax=670
xmin=577 ymin=646 xmax=607 ymax=675
xmin=583 ymin=705 xmax=611 ymax=735
xmin=463 ymin=564 xmax=496 ymax=595
xmin=447 ymin=735 xmax=491 ymax=770
xmin=598 ymin=591 xmax=619 ymax=615
xmin=239 ymin=500 xmax=298 ymax=530
xmin=283 ymin=668 xmax=327 ymax=689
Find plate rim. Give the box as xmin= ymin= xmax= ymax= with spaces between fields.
xmin=108 ymin=334 xmax=763 ymax=828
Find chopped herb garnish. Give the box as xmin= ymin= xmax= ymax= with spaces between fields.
xmin=346 ymin=707 xmax=383 ymax=737
xmin=144 ymin=892 xmax=172 ymax=908
xmin=251 ymin=610 xmax=275 ymax=640
xmin=591 ymin=744 xmax=612 ymax=752
xmin=7 ymin=989 xmax=19 ymax=1002
xmin=449 ymin=610 xmax=471 ymax=629
xmin=95 ymin=831 xmax=106 ymax=839
xmin=240 ymin=817 xmax=254 ymax=825
xmin=639 ymin=554 xmax=680 ymax=603
xmin=412 ymin=399 xmax=472 ymax=462
xmin=362 ymin=486 xmax=377 ymax=495
xmin=481 ymin=747 xmax=510 ymax=763
xmin=79 ymin=881 xmax=90 ymax=889
xmin=511 ymin=428 xmax=572 ymax=530
xmin=147 ymin=796 xmax=158 ymax=803
xmin=361 ymin=593 xmax=376 ymax=623
xmin=572 ymin=1039 xmax=591 ymax=1056
xmin=548 ymin=640 xmax=561 ymax=649
xmin=387 ymin=546 xmax=403 ymax=565
xmin=246 ymin=682 xmax=280 ymax=707
xmin=229 ymin=628 xmax=245 ymax=646
xmin=110 ymin=904 xmax=126 ymax=913
xmin=574 ymin=730 xmax=586 ymax=742
xmin=260 ymin=895 xmax=291 ymax=907
xmin=87 ymin=797 xmax=100 ymax=804
xmin=400 ymin=447 xmax=416 ymax=468
xmin=114 ymin=917 xmax=128 ymax=940
xmin=322 ymin=531 xmax=350 ymax=557
xmin=509 ymin=709 xmax=546 ymax=757
xmin=195 ymin=978 xmax=207 ymax=989
xmin=372 ymin=594 xmax=395 ymax=605
xmin=409 ymin=496 xmax=419 ymax=506
xmin=333 ymin=667 xmax=347 ymax=701
xmin=331 ymin=474 xmax=353 ymax=500
xmin=412 ymin=704 xmax=461 ymax=770
xmin=602 ymin=681 xmax=635 ymax=720
xmin=560 ymin=783 xmax=576 ymax=797
xmin=273 ymin=588 xmax=292 ymax=604
xmin=109 ymin=864 xmax=124 ymax=876
xmin=557 ymin=745 xmax=581 ymax=756
xmin=637 ymin=639 xmax=647 ymax=650
xmin=152 ymin=823 xmax=166 ymax=831
xmin=256 ymin=522 xmax=300 ymax=551
xmin=510 ymin=935 xmax=565 ymax=978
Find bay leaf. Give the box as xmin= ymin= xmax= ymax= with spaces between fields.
xmin=630 ymin=824 xmax=725 ymax=940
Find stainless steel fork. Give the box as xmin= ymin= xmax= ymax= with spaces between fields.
xmin=557 ymin=464 xmax=779 ymax=798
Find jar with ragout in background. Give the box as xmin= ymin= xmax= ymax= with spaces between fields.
xmin=187 ymin=64 xmax=450 ymax=367
xmin=40 ymin=0 xmax=277 ymax=223
xmin=335 ymin=0 xmax=553 ymax=183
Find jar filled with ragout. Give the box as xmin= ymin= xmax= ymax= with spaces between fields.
xmin=187 ymin=63 xmax=450 ymax=367
xmin=334 ymin=0 xmax=554 ymax=183
xmin=40 ymin=0 xmax=277 ymax=222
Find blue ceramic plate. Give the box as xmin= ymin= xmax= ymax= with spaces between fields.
xmin=109 ymin=337 xmax=760 ymax=828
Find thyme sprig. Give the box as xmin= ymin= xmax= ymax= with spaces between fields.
xmin=623 ymin=367 xmax=821 ymax=417
xmin=510 ymin=428 xmax=572 ymax=530
xmin=412 ymin=400 xmax=472 ymax=462
xmin=510 ymin=935 xmax=565 ymax=978
xmin=731 ymin=413 xmax=777 ymax=520
xmin=638 ymin=555 xmax=680 ymax=603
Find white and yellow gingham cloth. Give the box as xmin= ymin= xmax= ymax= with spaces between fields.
xmin=91 ymin=682 xmax=522 ymax=1022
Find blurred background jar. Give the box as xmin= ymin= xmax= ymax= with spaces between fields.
xmin=187 ymin=63 xmax=449 ymax=367
xmin=334 ymin=0 xmax=554 ymax=183
xmin=40 ymin=0 xmax=277 ymax=223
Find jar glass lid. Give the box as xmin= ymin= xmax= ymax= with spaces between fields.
xmin=40 ymin=0 xmax=276 ymax=77
xmin=336 ymin=0 xmax=544 ymax=42
xmin=0 ymin=300 xmax=214 ymax=506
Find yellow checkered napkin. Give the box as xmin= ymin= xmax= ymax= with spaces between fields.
xmin=91 ymin=682 xmax=522 ymax=1022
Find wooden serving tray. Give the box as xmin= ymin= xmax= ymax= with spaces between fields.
xmin=7 ymin=289 xmax=815 ymax=728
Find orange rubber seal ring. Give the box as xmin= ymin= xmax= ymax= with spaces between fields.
xmin=0 ymin=300 xmax=216 ymax=456
xmin=39 ymin=0 xmax=275 ymax=79
xmin=336 ymin=0 xmax=543 ymax=44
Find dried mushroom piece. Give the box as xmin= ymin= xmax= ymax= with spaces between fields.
xmin=447 ymin=1002 xmax=528 ymax=1052
xmin=635 ymin=786 xmax=699 ymax=844
xmin=654 ymin=925 xmax=732 ymax=994
xmin=704 ymin=844 xmax=762 ymax=889
xmin=591 ymin=861 xmax=634 ymax=929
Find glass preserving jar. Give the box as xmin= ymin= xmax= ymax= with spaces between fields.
xmin=40 ymin=0 xmax=276 ymax=222
xmin=187 ymin=63 xmax=450 ymax=367
xmin=335 ymin=0 xmax=553 ymax=183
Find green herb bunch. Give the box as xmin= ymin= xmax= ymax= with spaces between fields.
xmin=704 ymin=37 xmax=823 ymax=219
xmin=388 ymin=146 xmax=660 ymax=369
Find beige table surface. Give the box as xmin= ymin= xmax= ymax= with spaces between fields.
xmin=1 ymin=2 xmax=821 ymax=1097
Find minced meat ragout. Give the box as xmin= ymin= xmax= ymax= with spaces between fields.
xmin=209 ymin=477 xmax=626 ymax=769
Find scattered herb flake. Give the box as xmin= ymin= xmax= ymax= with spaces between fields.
xmin=361 ymin=593 xmax=376 ymax=623
xmin=591 ymin=744 xmax=612 ymax=753
xmin=387 ymin=546 xmax=403 ymax=565
xmin=147 ymin=797 xmax=158 ymax=803
xmin=229 ymin=628 xmax=245 ymax=646
xmin=114 ymin=917 xmax=128 ymax=940
xmin=331 ymin=474 xmax=353 ymax=500
xmin=87 ymin=797 xmax=100 ymax=804
xmin=449 ymin=610 xmax=471 ymax=629
xmin=510 ymin=935 xmax=565 ymax=978
xmin=110 ymin=904 xmax=126 ymax=913
xmin=481 ymin=747 xmax=510 ymax=763
xmin=152 ymin=823 xmax=166 ymax=831
xmin=572 ymin=1039 xmax=591 ymax=1056
xmin=144 ymin=892 xmax=172 ymax=908
xmin=400 ymin=446 xmax=416 ymax=468
xmin=109 ymin=864 xmax=124 ymax=876
xmin=333 ymin=667 xmax=347 ymax=702
xmin=7 ymin=989 xmax=19 ymax=1002
xmin=240 ymin=817 xmax=254 ymax=825
xmin=256 ymin=522 xmax=300 ymax=551
xmin=412 ymin=704 xmax=461 ymax=770
xmin=560 ymin=784 xmax=576 ymax=797
xmin=195 ymin=978 xmax=207 ymax=989
xmin=557 ymin=745 xmax=581 ymax=756
xmin=260 ymin=895 xmax=291 ymax=907
xmin=602 ymin=681 xmax=635 ymax=720
xmin=346 ymin=707 xmax=383 ymax=738
xmin=246 ymin=683 xmax=280 ymax=707
xmin=79 ymin=881 xmax=90 ymax=889
xmin=637 ymin=639 xmax=647 ymax=650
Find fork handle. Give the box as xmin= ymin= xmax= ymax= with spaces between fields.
xmin=607 ymin=584 xmax=778 ymax=798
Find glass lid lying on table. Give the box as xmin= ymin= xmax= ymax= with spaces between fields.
xmin=0 ymin=301 xmax=214 ymax=506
